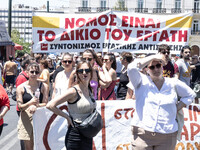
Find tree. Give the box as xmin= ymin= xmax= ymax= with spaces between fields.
xmin=11 ymin=29 xmax=31 ymax=57
xmin=114 ymin=0 xmax=128 ymax=11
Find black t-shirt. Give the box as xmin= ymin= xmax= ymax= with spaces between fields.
xmin=52 ymin=66 xmax=64 ymax=83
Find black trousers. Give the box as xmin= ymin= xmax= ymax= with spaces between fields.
xmin=65 ymin=126 xmax=92 ymax=150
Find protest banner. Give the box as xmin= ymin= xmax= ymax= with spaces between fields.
xmin=32 ymin=11 xmax=193 ymax=54
xmin=33 ymin=100 xmax=200 ymax=150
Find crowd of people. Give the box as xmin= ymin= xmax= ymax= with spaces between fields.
xmin=0 ymin=45 xmax=199 ymax=150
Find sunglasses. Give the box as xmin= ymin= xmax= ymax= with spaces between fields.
xmin=103 ymin=59 xmax=109 ymax=62
xmin=30 ymin=71 xmax=39 ymax=75
xmin=62 ymin=60 xmax=72 ymax=64
xmin=82 ymin=58 xmax=93 ymax=61
xmin=77 ymin=69 xmax=91 ymax=74
xmin=161 ymin=51 xmax=170 ymax=55
xmin=148 ymin=64 xmax=162 ymax=70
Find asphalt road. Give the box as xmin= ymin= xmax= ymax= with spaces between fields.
xmin=0 ymin=88 xmax=21 ymax=150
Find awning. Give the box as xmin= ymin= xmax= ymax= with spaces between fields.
xmin=14 ymin=43 xmax=23 ymax=50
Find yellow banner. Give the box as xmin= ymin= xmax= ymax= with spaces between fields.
xmin=166 ymin=16 xmax=192 ymax=28
xmin=32 ymin=16 xmax=60 ymax=28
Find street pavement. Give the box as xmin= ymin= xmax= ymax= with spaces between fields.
xmin=0 ymin=87 xmax=21 ymax=150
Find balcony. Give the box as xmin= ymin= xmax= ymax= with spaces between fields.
xmin=171 ymin=8 xmax=182 ymax=13
xmin=191 ymin=30 xmax=200 ymax=35
xmin=78 ymin=7 xmax=91 ymax=12
xmin=153 ymin=8 xmax=166 ymax=13
xmin=192 ymin=9 xmax=200 ymax=13
xmin=135 ymin=8 xmax=148 ymax=13
xmin=96 ymin=7 xmax=109 ymax=12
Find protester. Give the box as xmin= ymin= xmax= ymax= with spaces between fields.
xmin=174 ymin=45 xmax=192 ymax=86
xmin=38 ymin=60 xmax=50 ymax=88
xmin=52 ymin=53 xmax=74 ymax=99
xmin=190 ymin=55 xmax=200 ymax=104
xmin=80 ymin=49 xmax=112 ymax=100
xmin=47 ymin=57 xmax=55 ymax=83
xmin=16 ymin=62 xmax=49 ymax=150
xmin=47 ymin=60 xmax=96 ymax=150
xmin=127 ymin=54 xmax=196 ymax=150
xmin=117 ymin=52 xmax=133 ymax=100
xmin=0 ymin=58 xmax=3 ymax=86
xmin=98 ymin=53 xmax=117 ymax=100
xmin=3 ymin=55 xmax=17 ymax=95
xmin=158 ymin=44 xmax=177 ymax=77
xmin=0 ymin=84 xmax=10 ymax=136
xmin=115 ymin=52 xmax=123 ymax=77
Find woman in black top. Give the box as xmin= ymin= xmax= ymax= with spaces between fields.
xmin=16 ymin=62 xmax=49 ymax=150
xmin=117 ymin=52 xmax=133 ymax=100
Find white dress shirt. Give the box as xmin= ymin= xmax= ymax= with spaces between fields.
xmin=127 ymin=61 xmax=196 ymax=134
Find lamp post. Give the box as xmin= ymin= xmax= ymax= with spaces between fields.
xmin=47 ymin=1 xmax=49 ymax=12
xmin=8 ymin=0 xmax=12 ymax=37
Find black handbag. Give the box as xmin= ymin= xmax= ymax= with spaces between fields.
xmin=73 ymin=109 xmax=103 ymax=138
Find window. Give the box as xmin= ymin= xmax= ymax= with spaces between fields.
xmin=193 ymin=20 xmax=199 ymax=32
xmin=101 ymin=0 xmax=106 ymax=8
xmin=175 ymin=0 xmax=181 ymax=9
xmin=194 ymin=0 xmax=200 ymax=10
xmin=82 ymin=0 xmax=88 ymax=7
xmin=138 ymin=0 xmax=143 ymax=8
xmin=156 ymin=0 xmax=162 ymax=8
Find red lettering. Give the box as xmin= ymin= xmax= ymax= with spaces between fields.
xmin=144 ymin=30 xmax=152 ymax=41
xmin=98 ymin=15 xmax=109 ymax=26
xmin=170 ymin=30 xmax=178 ymax=42
xmin=114 ymin=109 xmax=123 ymax=119
xmin=60 ymin=31 xmax=70 ymax=41
xmin=123 ymin=29 xmax=132 ymax=41
xmin=109 ymin=14 xmax=117 ymax=26
xmin=191 ymin=123 xmax=200 ymax=141
xmin=90 ymin=29 xmax=101 ymax=40
xmin=156 ymin=20 xmax=160 ymax=28
xmin=76 ymin=29 xmax=84 ymax=40
xmin=193 ymin=106 xmax=200 ymax=122
xmin=71 ymin=30 xmax=74 ymax=40
xmin=182 ymin=125 xmax=189 ymax=141
xmin=122 ymin=16 xmax=129 ymax=27
xmin=130 ymin=17 xmax=134 ymax=27
xmin=76 ymin=18 xmax=86 ymax=28
xmin=105 ymin=28 xmax=111 ymax=40
xmin=37 ymin=30 xmax=44 ymax=41
xmin=45 ymin=31 xmax=55 ymax=42
xmin=65 ymin=18 xmax=74 ymax=29
xmin=179 ymin=30 xmax=187 ymax=42
xmin=112 ymin=29 xmax=123 ymax=40
xmin=189 ymin=105 xmax=193 ymax=121
xmin=159 ymin=30 xmax=169 ymax=42
xmin=137 ymin=30 xmax=143 ymax=41
xmin=135 ymin=17 xmax=145 ymax=28
xmin=124 ymin=108 xmax=133 ymax=119
xmin=145 ymin=18 xmax=156 ymax=28
xmin=153 ymin=30 xmax=159 ymax=41
xmin=86 ymin=17 xmax=97 ymax=26
xmin=85 ymin=29 xmax=89 ymax=40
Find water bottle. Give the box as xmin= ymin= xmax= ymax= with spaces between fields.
xmin=34 ymin=88 xmax=40 ymax=99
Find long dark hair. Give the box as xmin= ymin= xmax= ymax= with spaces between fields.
xmin=83 ymin=49 xmax=103 ymax=67
xmin=75 ymin=60 xmax=93 ymax=92
xmin=106 ymin=53 xmax=116 ymax=70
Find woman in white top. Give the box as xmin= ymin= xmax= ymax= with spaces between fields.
xmin=127 ymin=54 xmax=196 ymax=150
xmin=52 ymin=53 xmax=74 ymax=99
xmin=47 ymin=60 xmax=96 ymax=150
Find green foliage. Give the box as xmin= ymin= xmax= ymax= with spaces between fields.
xmin=114 ymin=0 xmax=128 ymax=11
xmin=11 ymin=29 xmax=31 ymax=57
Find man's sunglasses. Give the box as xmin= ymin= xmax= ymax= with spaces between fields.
xmin=148 ymin=64 xmax=162 ymax=70
xmin=62 ymin=60 xmax=72 ymax=64
xmin=161 ymin=51 xmax=170 ymax=55
xmin=82 ymin=58 xmax=93 ymax=61
xmin=77 ymin=69 xmax=91 ymax=74
xmin=30 ymin=71 xmax=39 ymax=75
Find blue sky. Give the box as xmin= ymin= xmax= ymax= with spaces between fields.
xmin=0 ymin=0 xmax=69 ymax=9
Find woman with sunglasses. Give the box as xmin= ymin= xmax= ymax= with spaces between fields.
xmin=16 ymin=62 xmax=49 ymax=150
xmin=52 ymin=53 xmax=74 ymax=99
xmin=98 ymin=53 xmax=117 ymax=100
xmin=47 ymin=60 xmax=96 ymax=150
xmin=127 ymin=54 xmax=195 ymax=150
xmin=80 ymin=49 xmax=112 ymax=100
